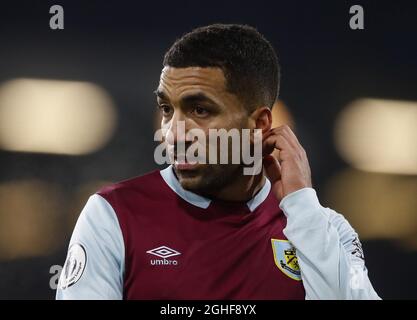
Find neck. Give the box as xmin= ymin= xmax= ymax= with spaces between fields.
xmin=203 ymin=171 xmax=266 ymax=202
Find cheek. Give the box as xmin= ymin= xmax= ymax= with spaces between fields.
xmin=161 ymin=120 xmax=170 ymax=130
xmin=160 ymin=122 xmax=170 ymax=139
xmin=207 ymin=115 xmax=236 ymax=131
xmin=232 ymin=111 xmax=250 ymax=128
xmin=160 ymin=120 xmax=179 ymax=147
xmin=220 ymin=107 xmax=248 ymax=129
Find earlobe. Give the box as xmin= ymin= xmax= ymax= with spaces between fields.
xmin=247 ymin=107 xmax=272 ymax=145
xmin=253 ymin=107 xmax=272 ymax=133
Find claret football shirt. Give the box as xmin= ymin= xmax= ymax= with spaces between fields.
xmin=56 ymin=166 xmax=380 ymax=300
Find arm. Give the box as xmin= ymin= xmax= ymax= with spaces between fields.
xmin=279 ymin=187 xmax=380 ymax=300
xmin=56 ymin=194 xmax=125 ymax=300
xmin=262 ymin=124 xmax=380 ymax=300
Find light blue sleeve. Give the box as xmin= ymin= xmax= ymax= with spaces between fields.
xmin=56 ymin=194 xmax=125 ymax=300
xmin=279 ymin=188 xmax=381 ymax=300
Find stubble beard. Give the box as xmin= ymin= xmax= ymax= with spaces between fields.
xmin=173 ymin=163 xmax=243 ymax=198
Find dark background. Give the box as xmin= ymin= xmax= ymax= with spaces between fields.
xmin=0 ymin=0 xmax=416 ymax=299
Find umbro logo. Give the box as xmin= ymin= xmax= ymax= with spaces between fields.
xmin=147 ymin=245 xmax=181 ymax=266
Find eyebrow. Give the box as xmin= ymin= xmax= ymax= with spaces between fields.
xmin=181 ymin=92 xmax=218 ymax=106
xmin=154 ymin=90 xmax=219 ymax=107
xmin=154 ymin=89 xmax=168 ymax=100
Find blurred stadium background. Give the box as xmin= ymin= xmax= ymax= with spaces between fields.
xmin=0 ymin=0 xmax=416 ymax=299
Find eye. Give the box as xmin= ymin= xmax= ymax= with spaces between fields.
xmin=158 ymin=104 xmax=173 ymax=117
xmin=192 ymin=106 xmax=209 ymax=117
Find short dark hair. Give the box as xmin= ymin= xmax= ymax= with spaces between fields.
xmin=163 ymin=24 xmax=280 ymax=111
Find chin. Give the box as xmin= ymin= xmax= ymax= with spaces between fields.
xmin=177 ymin=174 xmax=206 ymax=191
xmin=174 ymin=164 xmax=238 ymax=194
xmin=174 ymin=166 xmax=216 ymax=193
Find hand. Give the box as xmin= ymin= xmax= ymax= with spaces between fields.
xmin=262 ymin=125 xmax=312 ymax=202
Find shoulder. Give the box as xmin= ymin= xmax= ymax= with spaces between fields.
xmin=96 ymin=169 xmax=165 ymax=201
xmin=93 ymin=168 xmax=173 ymax=225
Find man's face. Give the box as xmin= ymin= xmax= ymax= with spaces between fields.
xmin=156 ymin=66 xmax=250 ymax=194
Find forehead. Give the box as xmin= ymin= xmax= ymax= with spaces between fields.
xmin=158 ymin=66 xmax=227 ymax=97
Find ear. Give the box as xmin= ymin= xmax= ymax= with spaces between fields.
xmin=249 ymin=106 xmax=272 ymax=134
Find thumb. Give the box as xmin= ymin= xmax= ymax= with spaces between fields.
xmin=263 ymin=154 xmax=281 ymax=183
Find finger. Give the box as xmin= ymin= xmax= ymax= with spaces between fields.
xmin=262 ymin=126 xmax=293 ymax=148
xmin=262 ymin=128 xmax=274 ymax=141
xmin=263 ymin=154 xmax=281 ymax=183
xmin=279 ymin=125 xmax=304 ymax=150
xmin=262 ymin=132 xmax=294 ymax=157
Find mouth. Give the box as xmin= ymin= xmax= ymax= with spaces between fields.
xmin=172 ymin=151 xmax=208 ymax=171
xmin=173 ymin=158 xmax=202 ymax=171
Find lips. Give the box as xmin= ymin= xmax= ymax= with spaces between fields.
xmin=173 ymin=161 xmax=200 ymax=170
xmin=173 ymin=153 xmax=207 ymax=170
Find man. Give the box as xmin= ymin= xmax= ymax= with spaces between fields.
xmin=56 ymin=24 xmax=380 ymax=299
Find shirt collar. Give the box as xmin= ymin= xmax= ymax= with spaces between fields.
xmin=160 ymin=165 xmax=271 ymax=212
